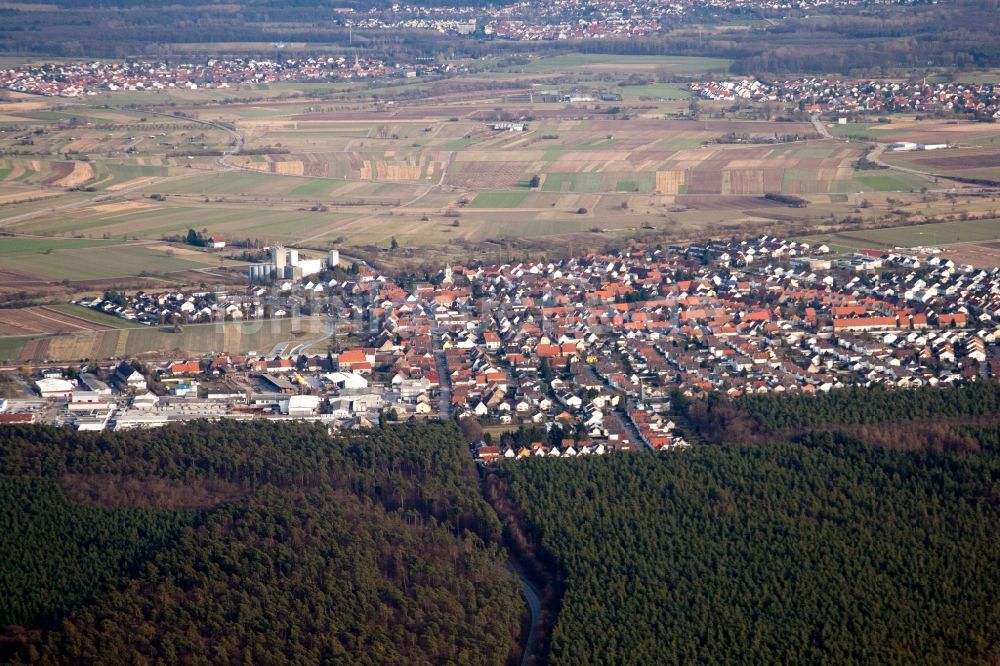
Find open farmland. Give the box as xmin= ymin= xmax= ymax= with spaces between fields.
xmin=1 ymin=59 xmax=998 ymax=282
xmin=797 ymin=217 xmax=1000 ymax=266
xmin=828 ymin=117 xmax=1000 ymax=147
xmin=469 ymin=191 xmax=530 ymax=208
xmin=0 ymin=316 xmax=327 ymax=363
xmin=0 ymin=236 xmax=246 ymax=281
xmin=5 ymin=196 xmax=363 ymax=245
xmin=45 ymin=303 xmax=144 ymax=328
xmin=881 ymin=146 xmax=1000 ymax=183
xmin=512 ymin=54 xmax=731 ymax=74
xmin=0 ymin=304 xmax=134 ymax=336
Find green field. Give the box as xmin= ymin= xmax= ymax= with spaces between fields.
xmin=156 ymin=172 xmax=306 ymax=196
xmin=91 ymin=164 xmax=168 ymax=189
xmin=574 ymin=136 xmax=617 ymax=150
xmin=0 ymin=237 xmax=121 ymax=255
xmin=0 ymin=242 xmax=242 ymax=280
xmin=823 ymin=171 xmax=932 ymax=193
xmin=797 ymin=218 xmax=1000 ymax=251
xmin=951 ymin=71 xmax=1000 ymax=84
xmin=615 ymin=173 xmax=656 ymax=192
xmin=854 ymin=173 xmax=928 ymax=192
xmin=468 ymin=191 xmax=530 ymax=208
xmin=541 ymin=172 xmax=607 ymax=193
xmin=617 ymin=84 xmax=691 ymax=100
xmin=518 ymin=54 xmax=731 ymax=74
xmin=855 ymin=218 xmax=1000 ymax=246
xmin=288 ymin=179 xmax=348 ymax=197
xmin=827 ymin=123 xmax=897 ymax=139
xmin=9 ymin=200 xmax=357 ymax=245
xmin=0 ymin=336 xmax=30 ymax=362
xmin=0 ymin=316 xmax=328 ymax=362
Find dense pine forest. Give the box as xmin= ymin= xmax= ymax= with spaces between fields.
xmin=685 ymin=381 xmax=1000 ymax=452
xmin=492 ymin=382 xmax=1000 ymax=664
xmin=4 ymin=383 xmax=1000 ymax=664
xmin=500 ymin=439 xmax=1000 ymax=665
xmin=0 ymin=476 xmax=195 ymax=629
xmin=0 ymin=421 xmax=523 ymax=665
xmin=734 ymin=381 xmax=1000 ymax=431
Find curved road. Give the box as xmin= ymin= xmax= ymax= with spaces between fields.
xmin=19 ymin=98 xmax=545 ymax=661
xmin=810 ymin=113 xmax=993 ymax=191
xmin=509 ymin=560 xmax=542 ymax=666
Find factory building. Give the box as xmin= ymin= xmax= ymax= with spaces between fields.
xmin=248 ymin=246 xmax=327 ymax=282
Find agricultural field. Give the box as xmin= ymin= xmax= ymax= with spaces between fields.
xmin=0 ymin=316 xmax=327 ymax=363
xmin=881 ymin=146 xmax=1000 ymax=183
xmin=0 ymin=304 xmax=133 ymax=336
xmin=46 ymin=304 xmax=145 ymax=329
xmin=797 ymin=217 xmax=1000 ymax=267
xmin=616 ymin=83 xmax=690 ymax=100
xmin=828 ymin=117 xmax=1000 ymax=147
xmin=469 ymin=191 xmax=530 ymax=208
xmin=2 ymin=60 xmax=999 ymax=286
xmin=0 ymin=237 xmax=115 ymax=255
xmin=513 ymin=54 xmax=731 ymax=74
xmin=0 ymin=235 xmax=246 ymax=281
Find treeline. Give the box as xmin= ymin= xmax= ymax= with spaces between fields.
xmin=680 ymin=382 xmax=1000 ymax=448
xmin=237 ymin=146 xmax=289 ymax=155
xmin=501 ymin=439 xmax=1000 ymax=665
xmin=763 ymin=192 xmax=808 ymax=207
xmin=165 ymin=149 xmax=222 ymax=157
xmin=737 ymin=381 xmax=1000 ymax=431
xmin=0 ymin=420 xmax=504 ymax=541
xmin=0 ymin=421 xmax=523 ymax=664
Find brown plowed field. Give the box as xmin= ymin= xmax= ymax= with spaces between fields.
xmin=41 ymin=161 xmax=73 ymax=185
xmin=450 ymin=162 xmax=527 ymax=188
xmin=0 ymin=306 xmax=115 ymax=336
xmin=722 ymin=169 xmax=765 ymax=195
xmin=17 ymin=337 xmax=47 ymax=361
xmin=0 ymin=268 xmax=45 ymax=285
xmin=762 ymin=168 xmax=785 ymax=192
xmin=272 ymin=159 xmax=305 ymax=176
xmin=893 ymin=151 xmax=1000 ymax=171
xmin=686 ymin=170 xmax=724 ymax=194
xmin=655 ymin=170 xmax=685 ymax=194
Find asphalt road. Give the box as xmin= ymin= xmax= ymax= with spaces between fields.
xmin=809 ymin=112 xmax=988 ymax=192
xmin=509 ymin=559 xmax=542 ymax=666
xmin=428 ymin=314 xmax=451 ymax=419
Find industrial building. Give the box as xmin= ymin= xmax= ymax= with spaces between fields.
xmin=248 ymin=246 xmax=339 ymax=282
xmin=35 ymin=378 xmax=75 ymax=398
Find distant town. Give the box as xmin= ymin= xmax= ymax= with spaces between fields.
xmin=4 ymin=53 xmax=997 ymax=131
xmin=5 ymin=233 xmax=999 ymax=464
xmin=0 ymin=57 xmax=457 ymax=97
xmin=336 ymin=0 xmax=892 ymax=42
xmin=691 ymin=77 xmax=1000 ymax=120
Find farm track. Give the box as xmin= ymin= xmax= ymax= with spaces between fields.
xmin=0 ymin=103 xmax=241 ymax=227
xmin=0 ymin=171 xmax=202 ymax=229
xmin=296 ymin=150 xmax=456 ymax=246
xmin=811 ymin=114 xmax=998 ymax=193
